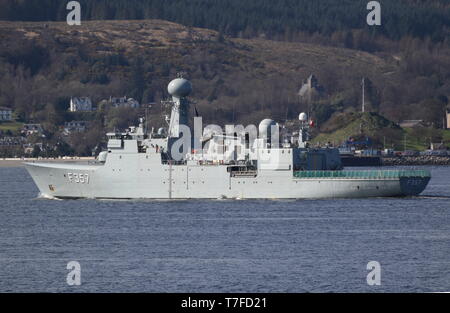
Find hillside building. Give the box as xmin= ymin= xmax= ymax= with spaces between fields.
xmin=298 ymin=74 xmax=325 ymax=100
xmin=23 ymin=142 xmax=43 ymax=155
xmin=108 ymin=96 xmax=140 ymax=108
xmin=0 ymin=136 xmax=25 ymax=147
xmin=399 ymin=120 xmax=426 ymax=128
xmin=430 ymin=142 xmax=446 ymax=151
xmin=0 ymin=107 xmax=12 ymax=121
xmin=69 ymin=97 xmax=93 ymax=112
xmin=63 ymin=121 xmax=89 ymax=135
xmin=22 ymin=124 xmax=44 ymax=137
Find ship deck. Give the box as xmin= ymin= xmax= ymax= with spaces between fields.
xmin=293 ymin=169 xmax=431 ymax=179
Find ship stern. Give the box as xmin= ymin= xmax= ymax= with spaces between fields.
xmin=399 ymin=175 xmax=431 ymax=196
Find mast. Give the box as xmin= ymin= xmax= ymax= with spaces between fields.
xmin=166 ymin=75 xmax=192 ymax=159
xmin=168 ymin=94 xmax=190 ymax=138
xmin=362 ymin=77 xmax=365 ymax=113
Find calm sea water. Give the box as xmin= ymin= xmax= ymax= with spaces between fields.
xmin=0 ymin=166 xmax=449 ymax=293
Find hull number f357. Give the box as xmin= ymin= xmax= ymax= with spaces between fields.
xmin=67 ymin=173 xmax=89 ymax=184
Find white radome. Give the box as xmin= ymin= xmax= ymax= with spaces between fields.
xmin=97 ymin=151 xmax=108 ymax=163
xmin=258 ymin=119 xmax=277 ymax=138
xmin=157 ymin=127 xmax=166 ymax=136
xmin=299 ymin=112 xmax=308 ymax=122
xmin=168 ymin=78 xmax=192 ymax=98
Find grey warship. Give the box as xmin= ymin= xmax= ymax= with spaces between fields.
xmin=25 ymin=77 xmax=431 ymax=199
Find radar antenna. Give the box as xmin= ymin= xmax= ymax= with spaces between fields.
xmin=298 ymin=112 xmax=310 ymax=148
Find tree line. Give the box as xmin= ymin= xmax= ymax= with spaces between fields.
xmin=1 ymin=0 xmax=449 ymax=44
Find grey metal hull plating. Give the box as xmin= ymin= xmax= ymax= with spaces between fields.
xmin=24 ymin=160 xmax=430 ymax=200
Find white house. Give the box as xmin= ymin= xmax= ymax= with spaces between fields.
xmin=0 ymin=136 xmax=24 ymax=147
xmin=69 ymin=97 xmax=93 ymax=112
xmin=21 ymin=124 xmax=44 ymax=136
xmin=399 ymin=120 xmax=426 ymax=128
xmin=0 ymin=107 xmax=13 ymax=121
xmin=109 ymin=96 xmax=140 ymax=108
xmin=63 ymin=121 xmax=89 ymax=135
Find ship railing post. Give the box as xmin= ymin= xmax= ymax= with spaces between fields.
xmin=169 ymin=160 xmax=172 ymax=199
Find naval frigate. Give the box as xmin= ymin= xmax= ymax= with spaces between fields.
xmin=25 ymin=77 xmax=431 ymax=199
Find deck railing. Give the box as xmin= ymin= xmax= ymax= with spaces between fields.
xmin=293 ymin=170 xmax=431 ymax=179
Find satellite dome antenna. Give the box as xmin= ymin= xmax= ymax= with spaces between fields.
xmin=298 ymin=112 xmax=309 ymax=148
xmin=299 ymin=112 xmax=308 ymax=123
xmin=168 ymin=76 xmax=192 ymax=99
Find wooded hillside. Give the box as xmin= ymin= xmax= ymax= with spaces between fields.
xmin=0 ymin=1 xmax=449 ymax=156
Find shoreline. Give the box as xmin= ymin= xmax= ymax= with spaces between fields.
xmin=2 ymin=156 xmax=450 ymax=168
xmin=382 ymin=156 xmax=450 ymax=166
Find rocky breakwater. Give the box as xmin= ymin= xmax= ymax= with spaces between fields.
xmin=382 ymin=156 xmax=450 ymax=166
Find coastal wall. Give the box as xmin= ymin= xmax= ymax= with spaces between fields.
xmin=341 ymin=156 xmax=382 ymax=167
xmin=382 ymin=156 xmax=450 ymax=166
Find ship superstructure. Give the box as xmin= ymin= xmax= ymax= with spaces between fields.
xmin=25 ymin=78 xmax=430 ymax=199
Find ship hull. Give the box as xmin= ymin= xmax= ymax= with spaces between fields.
xmin=24 ymin=162 xmax=430 ymax=200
